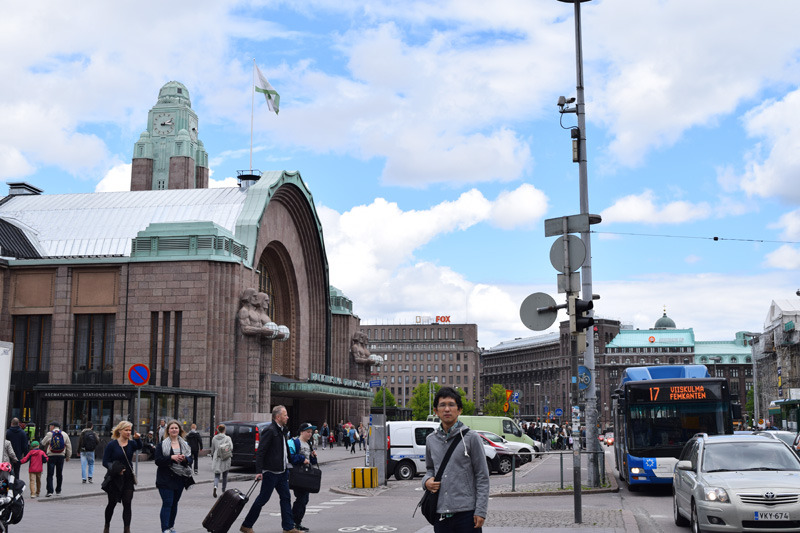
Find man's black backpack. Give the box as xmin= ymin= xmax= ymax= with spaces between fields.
xmin=83 ymin=430 xmax=98 ymax=452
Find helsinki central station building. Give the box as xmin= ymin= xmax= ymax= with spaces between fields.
xmin=1 ymin=82 xmax=372 ymax=440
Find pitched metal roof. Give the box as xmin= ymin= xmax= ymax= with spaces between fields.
xmin=0 ymin=188 xmax=246 ymax=258
xmin=606 ymin=328 xmax=696 ymax=348
xmin=483 ymin=332 xmax=560 ymax=354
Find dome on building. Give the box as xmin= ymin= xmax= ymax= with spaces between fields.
xmin=654 ymin=309 xmax=676 ymax=329
xmin=157 ymin=81 xmax=191 ymax=107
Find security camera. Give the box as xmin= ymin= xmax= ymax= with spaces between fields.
xmin=558 ymin=96 xmax=567 ymax=107
xmin=796 ymin=289 xmax=800 ymax=297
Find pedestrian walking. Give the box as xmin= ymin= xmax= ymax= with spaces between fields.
xmin=239 ymin=405 xmax=300 ymax=533
xmin=211 ymin=423 xmax=233 ymax=498
xmin=20 ymin=440 xmax=47 ymax=498
xmin=320 ymin=423 xmax=329 ymax=450
xmin=101 ymin=420 xmax=142 ymax=533
xmin=348 ymin=425 xmax=357 ymax=454
xmin=41 ymin=421 xmax=71 ymax=497
xmin=186 ymin=423 xmax=203 ymax=474
xmin=5 ymin=418 xmax=28 ymax=480
xmin=422 ymin=387 xmax=489 ymax=532
xmin=288 ymin=422 xmax=318 ymax=531
xmin=155 ymin=420 xmax=194 ymax=533
xmin=78 ymin=421 xmax=99 ymax=483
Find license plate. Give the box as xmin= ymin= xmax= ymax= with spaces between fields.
xmin=755 ymin=511 xmax=790 ymax=520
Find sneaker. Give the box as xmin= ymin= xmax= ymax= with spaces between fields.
xmin=296 ymin=525 xmax=310 ymax=532
xmin=45 ymin=493 xmax=52 ymax=498
xmin=240 ymin=527 xmax=254 ymax=533
xmin=30 ymin=495 xmax=36 ymax=499
xmin=55 ymin=491 xmax=61 ymax=496
xmin=283 ymin=529 xmax=302 ymax=533
xmin=88 ymin=477 xmax=93 ymax=483
xmin=82 ymin=479 xmax=86 ymax=484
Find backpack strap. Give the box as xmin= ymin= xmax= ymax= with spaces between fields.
xmin=432 ymin=428 xmax=469 ymax=482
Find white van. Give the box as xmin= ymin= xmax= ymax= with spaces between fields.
xmin=386 ymin=420 xmax=502 ymax=480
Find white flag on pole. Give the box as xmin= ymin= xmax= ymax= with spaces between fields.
xmin=255 ymin=64 xmax=280 ymax=115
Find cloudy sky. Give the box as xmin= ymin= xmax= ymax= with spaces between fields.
xmin=2 ymin=0 xmax=799 ymax=348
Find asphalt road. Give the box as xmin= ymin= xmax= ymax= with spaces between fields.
xmin=7 ymin=444 xmax=688 ymax=532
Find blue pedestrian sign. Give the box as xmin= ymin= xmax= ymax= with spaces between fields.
xmin=555 ymin=408 xmax=563 ymax=417
xmin=369 ymin=379 xmax=382 ymax=388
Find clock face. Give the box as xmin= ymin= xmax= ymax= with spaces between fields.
xmin=153 ymin=112 xmax=175 ymax=135
xmin=189 ymin=117 xmax=198 ymax=141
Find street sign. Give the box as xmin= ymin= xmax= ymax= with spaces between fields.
xmin=519 ymin=292 xmax=557 ymax=331
xmin=369 ymin=379 xmax=382 ymax=388
xmin=578 ymin=365 xmax=591 ymax=390
xmin=549 ymin=235 xmax=586 ymax=273
xmin=128 ymin=364 xmax=150 ymax=386
xmin=555 ymin=408 xmax=563 ymax=417
xmin=557 ymin=272 xmax=581 ymax=294
xmin=544 ymin=213 xmax=601 ymax=237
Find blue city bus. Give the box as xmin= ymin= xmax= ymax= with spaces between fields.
xmin=611 ymin=365 xmax=735 ymax=490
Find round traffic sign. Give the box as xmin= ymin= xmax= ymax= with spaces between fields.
xmin=549 ymin=235 xmax=586 ymax=273
xmin=128 ymin=364 xmax=150 ymax=386
xmin=555 ymin=408 xmax=563 ymax=417
xmin=520 ymin=292 xmax=557 ymax=331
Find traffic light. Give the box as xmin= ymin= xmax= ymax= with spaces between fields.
xmin=568 ymin=295 xmax=594 ymax=334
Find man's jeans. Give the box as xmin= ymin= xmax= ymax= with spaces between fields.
xmin=241 ymin=470 xmax=293 ymax=531
xmin=80 ymin=451 xmax=94 ymax=480
xmin=46 ymin=455 xmax=65 ymax=494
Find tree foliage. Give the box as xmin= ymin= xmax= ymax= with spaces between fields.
xmin=410 ymin=382 xmax=440 ymax=420
xmin=372 ymin=386 xmax=397 ymax=408
xmin=482 ymin=384 xmax=509 ymax=416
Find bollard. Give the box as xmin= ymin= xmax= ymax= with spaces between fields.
xmin=511 ymin=453 xmax=516 ymax=491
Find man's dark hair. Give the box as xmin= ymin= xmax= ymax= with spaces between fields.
xmin=86 ymin=421 xmax=93 ymax=429
xmin=433 ymin=386 xmax=462 ymax=409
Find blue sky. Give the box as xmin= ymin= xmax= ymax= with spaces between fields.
xmin=2 ymin=0 xmax=799 ymax=348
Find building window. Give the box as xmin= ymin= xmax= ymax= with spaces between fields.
xmin=731 ymin=368 xmax=739 ymax=378
xmin=73 ymin=314 xmax=115 ymax=384
xmin=11 ymin=315 xmax=52 ymax=421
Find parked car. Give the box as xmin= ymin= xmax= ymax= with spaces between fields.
xmin=475 ymin=430 xmax=538 ymax=463
xmin=478 ymin=433 xmax=515 ymax=475
xmin=219 ymin=420 xmax=272 ymax=469
xmin=673 ymin=433 xmax=800 ymax=532
xmin=458 ymin=416 xmax=539 ymax=450
xmin=604 ymin=432 xmax=614 ymax=446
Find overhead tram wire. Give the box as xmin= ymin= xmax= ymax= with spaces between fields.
xmin=590 ymin=230 xmax=800 ymax=245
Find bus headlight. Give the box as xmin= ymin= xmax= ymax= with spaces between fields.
xmin=630 ymin=467 xmax=644 ymax=474
xmin=704 ymin=487 xmax=730 ymax=503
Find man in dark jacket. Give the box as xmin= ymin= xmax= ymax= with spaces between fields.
xmin=239 ymin=406 xmax=300 ymax=533
xmin=186 ymin=424 xmax=203 ymax=474
xmin=5 ymin=418 xmax=28 ymax=479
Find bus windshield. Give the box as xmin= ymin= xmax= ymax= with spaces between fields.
xmin=627 ymin=401 xmax=730 ymax=456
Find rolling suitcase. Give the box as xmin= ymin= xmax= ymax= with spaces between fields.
xmin=202 ymin=480 xmax=260 ymax=533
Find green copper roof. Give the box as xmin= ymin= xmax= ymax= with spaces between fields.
xmin=330 ymin=286 xmax=354 ymax=316
xmin=654 ymin=311 xmax=676 ymax=329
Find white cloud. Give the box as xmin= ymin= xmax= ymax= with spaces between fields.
xmin=95 ymin=163 xmax=131 ymax=192
xmin=488 ymin=184 xmax=548 ymax=230
xmin=685 ymin=255 xmax=701 ymax=264
xmin=0 ymin=145 xmax=35 ymax=179
xmin=588 ymin=2 xmax=800 ymax=167
xmin=209 ymin=176 xmax=239 ymax=188
xmin=764 ymin=245 xmax=800 ymax=270
xmin=600 ymin=190 xmax=711 ymax=225
xmin=771 ymin=209 xmax=800 ymax=240
xmin=738 ymin=89 xmax=800 ymax=203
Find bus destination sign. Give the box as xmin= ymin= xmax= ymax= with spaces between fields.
xmin=629 ymin=382 xmax=724 ymax=403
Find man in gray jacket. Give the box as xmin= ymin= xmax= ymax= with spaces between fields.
xmin=423 ymin=387 xmax=489 ymax=532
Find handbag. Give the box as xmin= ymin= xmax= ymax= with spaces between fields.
xmin=289 ymin=463 xmax=322 ymax=493
xmin=414 ymin=429 xmax=469 ymax=525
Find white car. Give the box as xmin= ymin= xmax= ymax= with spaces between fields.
xmin=476 ymin=430 xmax=540 ymax=463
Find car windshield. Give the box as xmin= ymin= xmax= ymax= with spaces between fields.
xmin=480 ymin=432 xmax=503 ymax=443
xmin=702 ymin=442 xmax=800 ymax=472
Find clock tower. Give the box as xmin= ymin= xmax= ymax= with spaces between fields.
xmin=131 ymin=81 xmax=209 ymax=191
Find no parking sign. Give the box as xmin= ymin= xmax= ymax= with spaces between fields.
xmin=128 ymin=364 xmax=150 ymax=386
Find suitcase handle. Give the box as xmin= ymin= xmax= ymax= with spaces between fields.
xmin=245 ymin=479 xmax=260 ymax=498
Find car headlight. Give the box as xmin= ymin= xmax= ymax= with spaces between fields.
xmin=704 ymin=487 xmax=730 ymax=503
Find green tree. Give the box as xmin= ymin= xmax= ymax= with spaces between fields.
xmin=409 ymin=382 xmax=441 ymax=420
xmin=372 ymin=386 xmax=397 ymax=408
xmin=482 ymin=384 xmax=509 ymax=416
xmin=456 ymin=387 xmax=476 ymax=415
xmin=745 ymin=387 xmax=754 ymax=427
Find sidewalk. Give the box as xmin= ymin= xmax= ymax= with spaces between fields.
xmin=33 ymin=439 xmax=366 ymax=500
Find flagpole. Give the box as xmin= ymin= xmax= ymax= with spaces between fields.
xmin=250 ymin=58 xmax=255 ymax=171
